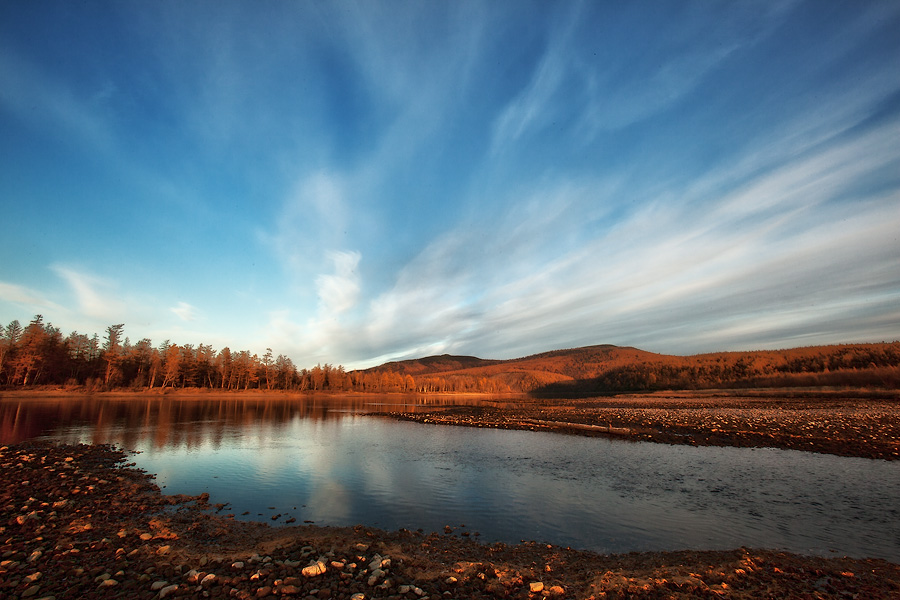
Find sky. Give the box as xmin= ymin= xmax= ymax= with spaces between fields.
xmin=1 ymin=1 xmax=899 ymax=370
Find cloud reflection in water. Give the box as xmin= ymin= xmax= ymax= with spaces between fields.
xmin=3 ymin=395 xmax=898 ymax=562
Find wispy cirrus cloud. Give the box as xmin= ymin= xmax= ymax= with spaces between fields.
xmin=342 ymin=105 xmax=900 ymax=364
xmin=51 ymin=265 xmax=128 ymax=322
xmin=2 ymin=2 xmax=898 ymax=370
xmin=0 ymin=281 xmax=66 ymax=316
xmin=491 ymin=1 xmax=798 ymax=152
xmin=170 ymin=302 xmax=199 ymax=322
xmin=0 ymin=46 xmax=114 ymax=153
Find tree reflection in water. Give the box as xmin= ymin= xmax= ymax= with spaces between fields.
xmin=0 ymin=393 xmax=523 ymax=447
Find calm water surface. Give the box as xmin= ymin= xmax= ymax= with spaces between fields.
xmin=2 ymin=394 xmax=898 ymax=562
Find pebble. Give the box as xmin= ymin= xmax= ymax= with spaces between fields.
xmin=302 ymin=561 xmax=327 ymax=577
xmin=7 ymin=441 xmax=891 ymax=600
xmin=24 ymin=571 xmax=43 ymax=584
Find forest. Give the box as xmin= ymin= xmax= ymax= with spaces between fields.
xmin=0 ymin=315 xmax=352 ymax=391
xmin=1 ymin=314 xmax=899 ymax=394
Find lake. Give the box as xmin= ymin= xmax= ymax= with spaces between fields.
xmin=2 ymin=393 xmax=898 ymax=562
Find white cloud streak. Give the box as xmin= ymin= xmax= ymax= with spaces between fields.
xmin=170 ymin=302 xmax=199 ymax=322
xmin=0 ymin=281 xmax=66 ymax=315
xmin=2 ymin=2 xmax=898 ymax=369
xmin=51 ymin=265 xmax=127 ymax=322
xmin=335 ymin=109 xmax=900 ymax=364
xmin=491 ymin=0 xmax=799 ymax=151
xmin=0 ymin=48 xmax=114 ymax=152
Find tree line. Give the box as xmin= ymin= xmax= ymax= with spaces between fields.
xmin=6 ymin=313 xmax=895 ymax=395
xmin=0 ymin=315 xmax=353 ymax=391
xmin=0 ymin=314 xmax=510 ymax=393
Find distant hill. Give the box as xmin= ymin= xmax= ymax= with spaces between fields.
xmin=350 ymin=342 xmax=900 ymax=395
xmin=363 ymin=354 xmax=499 ymax=376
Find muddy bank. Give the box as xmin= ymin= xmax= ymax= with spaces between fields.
xmin=385 ymin=392 xmax=900 ymax=460
xmin=2 ymin=442 xmax=899 ymax=599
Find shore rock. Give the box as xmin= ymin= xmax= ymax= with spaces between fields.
xmin=2 ymin=441 xmax=899 ymax=600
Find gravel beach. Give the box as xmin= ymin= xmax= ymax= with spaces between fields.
xmin=387 ymin=391 xmax=900 ymax=460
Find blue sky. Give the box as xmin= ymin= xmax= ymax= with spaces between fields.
xmin=1 ymin=1 xmax=899 ymax=369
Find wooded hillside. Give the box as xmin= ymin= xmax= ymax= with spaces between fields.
xmin=358 ymin=343 xmax=900 ymax=394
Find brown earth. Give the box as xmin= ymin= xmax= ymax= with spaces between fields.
xmin=2 ymin=441 xmax=900 ymax=599
xmin=385 ymin=391 xmax=900 ymax=460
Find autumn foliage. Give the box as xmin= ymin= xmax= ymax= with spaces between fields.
xmin=1 ymin=314 xmax=898 ymax=394
xmin=358 ymin=343 xmax=900 ymax=395
xmin=0 ymin=315 xmax=350 ymax=392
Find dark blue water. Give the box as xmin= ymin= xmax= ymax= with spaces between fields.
xmin=4 ymin=394 xmax=899 ymax=561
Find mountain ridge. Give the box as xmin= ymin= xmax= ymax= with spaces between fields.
xmin=354 ymin=342 xmax=900 ymax=394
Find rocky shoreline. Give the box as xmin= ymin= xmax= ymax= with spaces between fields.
xmin=2 ymin=441 xmax=899 ymax=599
xmin=385 ymin=392 xmax=900 ymax=461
